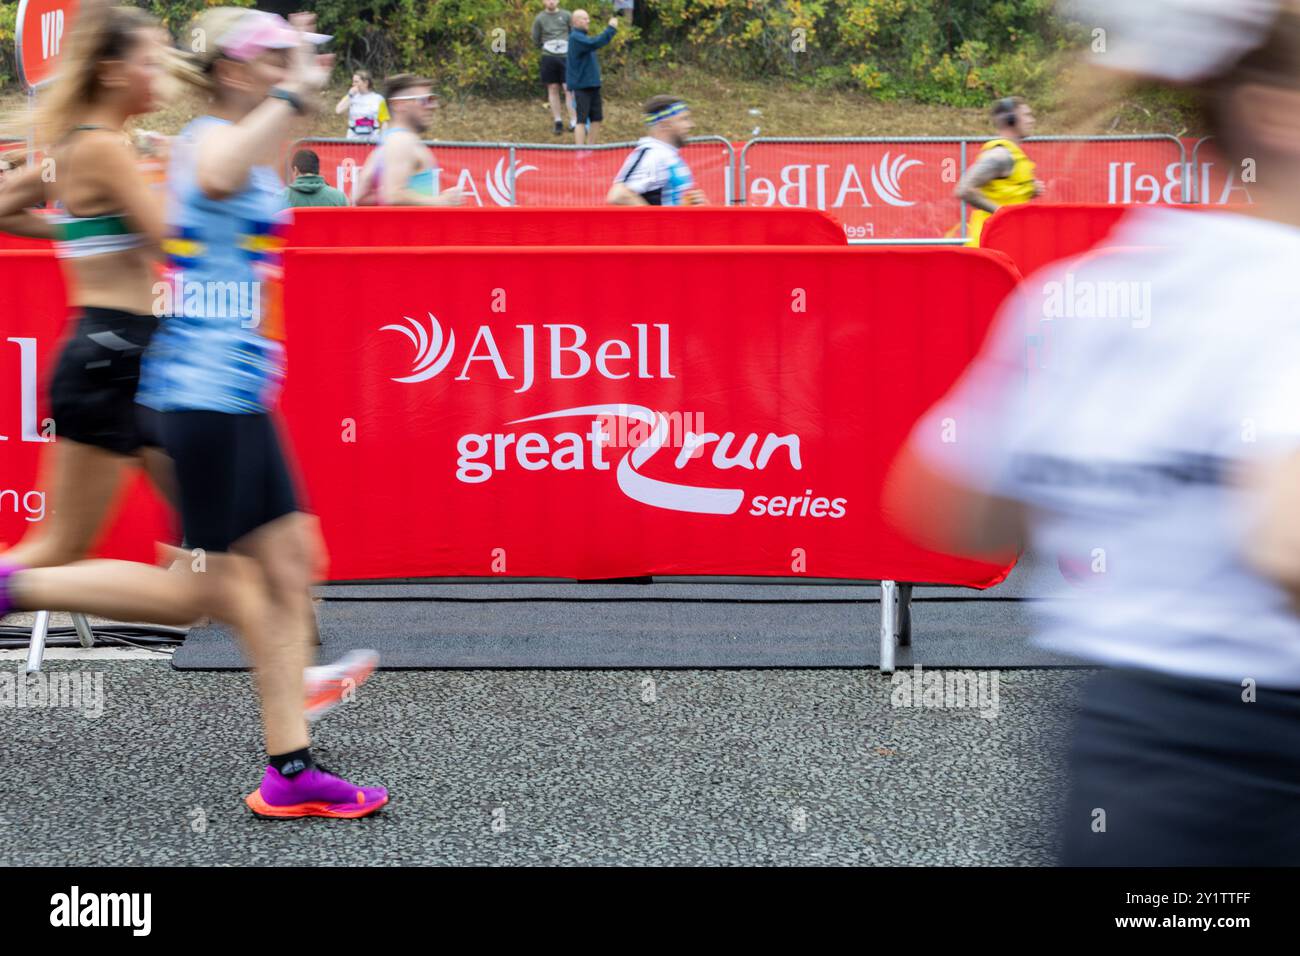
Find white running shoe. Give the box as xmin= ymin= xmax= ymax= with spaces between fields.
xmin=303 ymin=649 xmax=380 ymax=722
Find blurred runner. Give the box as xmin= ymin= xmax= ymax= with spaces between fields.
xmin=888 ymin=0 xmax=1300 ymax=865
xmin=0 ymin=3 xmax=177 ymax=570
xmin=354 ymin=73 xmax=463 ymax=206
xmin=956 ymin=96 xmax=1043 ymax=245
xmin=1 ymin=8 xmax=386 ymax=818
xmin=607 ymin=96 xmax=706 ymax=206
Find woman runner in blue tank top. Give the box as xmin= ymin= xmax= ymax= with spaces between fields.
xmin=1 ymin=8 xmax=387 ymax=820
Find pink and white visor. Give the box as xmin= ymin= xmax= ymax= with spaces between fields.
xmin=217 ymin=10 xmax=331 ymax=62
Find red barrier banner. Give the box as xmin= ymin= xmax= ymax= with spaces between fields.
xmin=980 ymin=203 xmax=1131 ymax=278
xmin=0 ymin=252 xmax=171 ymax=561
xmin=277 ymin=246 xmax=1019 ymax=584
xmin=284 ymin=206 xmax=846 ymax=247
xmin=290 ymin=139 xmax=733 ymax=207
xmin=511 ymin=142 xmax=732 ymax=206
xmin=1 ymin=245 xmax=1019 ymax=585
xmin=0 ymin=232 xmax=52 ymax=251
xmin=1187 ymin=138 xmax=1254 ymax=205
xmin=739 ymin=137 xmax=1189 ymax=239
xmin=980 ymin=201 xmax=1254 ymax=278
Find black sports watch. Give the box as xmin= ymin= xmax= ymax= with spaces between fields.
xmin=268 ymin=87 xmax=307 ymax=116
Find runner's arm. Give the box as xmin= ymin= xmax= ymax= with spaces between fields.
xmin=196 ymin=33 xmax=332 ymax=199
xmin=1243 ymin=451 xmax=1300 ymax=602
xmin=606 ymin=182 xmax=648 ymax=205
xmin=883 ymin=442 xmax=1026 ymax=559
xmin=956 ymin=147 xmax=1014 ymax=213
xmin=0 ymin=166 xmax=54 ymax=238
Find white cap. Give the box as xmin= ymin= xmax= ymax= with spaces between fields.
xmin=1064 ymin=0 xmax=1284 ymax=82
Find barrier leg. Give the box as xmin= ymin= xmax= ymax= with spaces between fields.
xmin=897 ymin=583 xmax=913 ymax=647
xmin=71 ymin=613 xmax=95 ymax=649
xmin=880 ymin=580 xmax=897 ymax=674
xmin=25 ymin=610 xmax=50 ymax=674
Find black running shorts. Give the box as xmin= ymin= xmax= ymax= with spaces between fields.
xmin=50 ymin=307 xmax=160 ymax=455
xmin=155 ymin=410 xmax=300 ymax=553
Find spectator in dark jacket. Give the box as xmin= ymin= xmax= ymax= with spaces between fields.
xmin=566 ymin=10 xmax=618 ymax=145
xmin=283 ymin=149 xmax=349 ymax=208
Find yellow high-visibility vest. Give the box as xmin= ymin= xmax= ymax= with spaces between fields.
xmin=966 ymin=138 xmax=1036 ymax=246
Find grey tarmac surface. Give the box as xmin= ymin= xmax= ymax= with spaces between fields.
xmin=0 ymin=661 xmax=1085 ymax=866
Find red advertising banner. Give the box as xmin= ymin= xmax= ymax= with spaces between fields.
xmin=284 ymin=206 xmax=846 ymax=247
xmin=1 ymin=244 xmax=1019 ymax=585
xmin=1187 ymin=137 xmax=1254 ymax=205
xmin=290 ymin=138 xmax=734 ymax=207
xmin=16 ymin=0 xmax=79 ymax=89
xmin=738 ymin=137 xmax=1191 ymax=240
xmin=276 ymin=245 xmax=1019 ymax=583
xmin=512 ymin=141 xmax=733 ymax=206
xmin=980 ymin=200 xmax=1253 ymax=278
xmin=980 ymin=203 xmax=1130 ymax=278
xmin=0 ymin=252 xmax=171 ymax=562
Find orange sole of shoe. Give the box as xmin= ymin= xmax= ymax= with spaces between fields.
xmin=304 ymin=659 xmax=378 ymax=720
xmin=245 ymin=788 xmax=389 ymax=819
xmin=305 ymin=660 xmax=379 ymax=723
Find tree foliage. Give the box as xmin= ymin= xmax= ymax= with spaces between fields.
xmin=2 ymin=0 xmax=1072 ymax=104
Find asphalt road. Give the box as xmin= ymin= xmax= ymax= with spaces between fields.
xmin=0 ymin=659 xmax=1084 ymax=865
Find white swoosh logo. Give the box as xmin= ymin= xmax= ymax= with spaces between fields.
xmin=870 ymin=152 xmax=922 ymax=207
xmin=381 ymin=313 xmax=456 ymax=383
xmin=508 ymin=403 xmax=745 ymax=514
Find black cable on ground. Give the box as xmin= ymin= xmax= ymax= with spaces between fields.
xmin=0 ymin=623 xmax=186 ymax=650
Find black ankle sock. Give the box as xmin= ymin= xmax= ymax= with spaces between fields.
xmin=270 ymin=747 xmax=314 ymax=778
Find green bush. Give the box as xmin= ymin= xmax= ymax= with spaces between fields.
xmin=1 ymin=0 xmax=1073 ymax=104
xmin=1 ymin=1 xmax=18 ymax=88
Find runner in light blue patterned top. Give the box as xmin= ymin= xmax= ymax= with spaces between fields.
xmin=137 ymin=114 xmax=289 ymax=414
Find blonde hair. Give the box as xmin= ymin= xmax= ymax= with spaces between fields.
xmin=165 ymin=6 xmax=260 ymax=97
xmin=18 ymin=1 xmax=160 ymax=148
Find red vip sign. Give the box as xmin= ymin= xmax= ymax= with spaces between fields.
xmin=739 ymin=138 xmax=1194 ymax=239
xmin=16 ymin=0 xmax=79 ymax=89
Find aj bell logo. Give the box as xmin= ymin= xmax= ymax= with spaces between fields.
xmin=337 ymin=153 xmax=535 ymax=205
xmin=382 ymin=314 xmax=672 ymax=393
xmin=748 ymin=152 xmax=922 ymax=209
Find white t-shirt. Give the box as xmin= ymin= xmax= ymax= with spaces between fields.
xmin=346 ymin=91 xmax=388 ymax=141
xmin=613 ymin=137 xmax=695 ymax=206
xmin=912 ymin=207 xmax=1300 ymax=687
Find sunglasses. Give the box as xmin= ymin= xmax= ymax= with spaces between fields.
xmin=390 ymin=94 xmax=438 ymax=106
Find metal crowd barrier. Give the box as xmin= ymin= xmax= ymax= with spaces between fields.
xmin=737 ymin=134 xmax=1189 ymax=244
xmin=286 ymin=136 xmax=738 ymax=205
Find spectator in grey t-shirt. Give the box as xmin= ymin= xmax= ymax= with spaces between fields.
xmin=532 ymin=0 xmax=576 ymax=135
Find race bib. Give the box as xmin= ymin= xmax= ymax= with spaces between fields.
xmin=543 ymin=39 xmax=568 ymax=55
